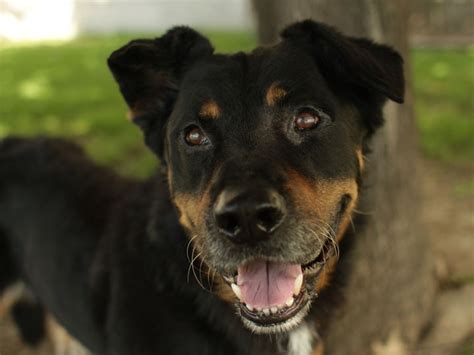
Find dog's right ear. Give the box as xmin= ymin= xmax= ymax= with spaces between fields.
xmin=280 ymin=20 xmax=404 ymax=134
xmin=108 ymin=27 xmax=214 ymax=157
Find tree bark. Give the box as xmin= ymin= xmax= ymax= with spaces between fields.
xmin=251 ymin=1 xmax=436 ymax=354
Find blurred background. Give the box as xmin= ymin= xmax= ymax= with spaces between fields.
xmin=0 ymin=0 xmax=472 ymax=176
xmin=0 ymin=0 xmax=472 ymax=354
xmin=0 ymin=0 xmax=472 ymax=175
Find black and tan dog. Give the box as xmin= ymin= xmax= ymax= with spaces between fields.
xmin=0 ymin=20 xmax=404 ymax=355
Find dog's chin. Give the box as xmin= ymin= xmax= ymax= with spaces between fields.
xmin=221 ymin=238 xmax=334 ymax=334
xmin=237 ymin=286 xmax=312 ymax=334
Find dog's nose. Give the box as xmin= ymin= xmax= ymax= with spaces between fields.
xmin=213 ymin=188 xmax=286 ymax=244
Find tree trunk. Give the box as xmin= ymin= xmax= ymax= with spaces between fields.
xmin=251 ymin=1 xmax=436 ymax=354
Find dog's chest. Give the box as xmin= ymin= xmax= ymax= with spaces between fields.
xmin=286 ymin=322 xmax=316 ymax=355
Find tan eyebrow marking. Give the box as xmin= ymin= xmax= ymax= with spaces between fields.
xmin=265 ymin=82 xmax=287 ymax=106
xmin=199 ymin=100 xmax=220 ymax=119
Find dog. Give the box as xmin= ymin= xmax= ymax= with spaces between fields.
xmin=0 ymin=20 xmax=404 ymax=355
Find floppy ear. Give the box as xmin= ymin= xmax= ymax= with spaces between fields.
xmin=108 ymin=27 xmax=214 ymax=157
xmin=280 ymin=20 xmax=404 ymax=132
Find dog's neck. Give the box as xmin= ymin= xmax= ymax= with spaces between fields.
xmin=287 ymin=322 xmax=318 ymax=355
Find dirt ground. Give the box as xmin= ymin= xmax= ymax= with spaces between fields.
xmin=417 ymin=159 xmax=474 ymax=355
xmin=0 ymin=157 xmax=473 ymax=355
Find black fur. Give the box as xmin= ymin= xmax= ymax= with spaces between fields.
xmin=0 ymin=20 xmax=404 ymax=354
xmin=11 ymin=299 xmax=45 ymax=346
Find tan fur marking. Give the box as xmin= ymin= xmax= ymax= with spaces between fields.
xmin=173 ymin=188 xmax=213 ymax=274
xmin=199 ymin=100 xmax=220 ymax=119
xmin=47 ymin=315 xmax=91 ymax=354
xmin=286 ymin=170 xmax=358 ymax=221
xmin=265 ymin=82 xmax=287 ymax=106
xmin=312 ymin=342 xmax=325 ymax=355
xmin=335 ymin=202 xmax=356 ymax=242
xmin=356 ymin=147 xmax=365 ymax=172
xmin=166 ymin=168 xmax=174 ymax=202
xmin=0 ymin=283 xmax=25 ymax=317
xmin=285 ymin=170 xmax=358 ymax=293
xmin=174 ymin=182 xmax=240 ymax=303
xmin=173 ymin=192 xmax=209 ymax=233
xmin=315 ymin=258 xmax=337 ymax=291
xmin=127 ymin=108 xmax=147 ymax=121
xmin=315 ymin=193 xmax=357 ymax=292
xmin=214 ymin=276 xmax=238 ymax=303
xmin=174 ymin=190 xmax=237 ymax=302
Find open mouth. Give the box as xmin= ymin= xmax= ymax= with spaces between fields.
xmin=223 ymin=238 xmax=335 ymax=333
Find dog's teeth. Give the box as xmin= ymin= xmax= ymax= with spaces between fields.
xmin=270 ymin=307 xmax=278 ymax=314
xmin=245 ymin=304 xmax=254 ymax=311
xmin=263 ymin=308 xmax=270 ymax=316
xmin=231 ymin=283 xmax=242 ymax=301
xmin=293 ymin=274 xmax=303 ymax=295
xmin=223 ymin=275 xmax=234 ymax=283
xmin=255 ymin=306 xmax=262 ymax=312
xmin=286 ymin=297 xmax=294 ymax=307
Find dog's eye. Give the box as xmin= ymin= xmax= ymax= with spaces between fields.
xmin=293 ymin=109 xmax=320 ymax=131
xmin=185 ymin=126 xmax=209 ymax=146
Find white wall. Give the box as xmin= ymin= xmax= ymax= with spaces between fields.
xmin=0 ymin=0 xmax=76 ymax=41
xmin=0 ymin=0 xmax=253 ymax=42
xmin=75 ymin=0 xmax=254 ymax=33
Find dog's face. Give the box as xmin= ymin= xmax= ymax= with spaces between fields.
xmin=108 ymin=21 xmax=404 ymax=334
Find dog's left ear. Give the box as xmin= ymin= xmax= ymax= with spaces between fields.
xmin=281 ymin=20 xmax=404 ymax=131
xmin=108 ymin=27 xmax=214 ymax=157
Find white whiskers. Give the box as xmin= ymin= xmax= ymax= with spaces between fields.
xmin=185 ymin=234 xmax=216 ymax=293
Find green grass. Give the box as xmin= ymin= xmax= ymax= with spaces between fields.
xmin=0 ymin=33 xmax=472 ymax=177
xmin=412 ymin=47 xmax=474 ymax=164
xmin=463 ymin=340 xmax=474 ymax=355
xmin=454 ymin=180 xmax=474 ymax=197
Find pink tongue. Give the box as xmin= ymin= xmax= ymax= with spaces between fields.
xmin=237 ymin=260 xmax=302 ymax=308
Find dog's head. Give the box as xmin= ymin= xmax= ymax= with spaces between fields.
xmin=108 ymin=20 xmax=404 ymax=334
